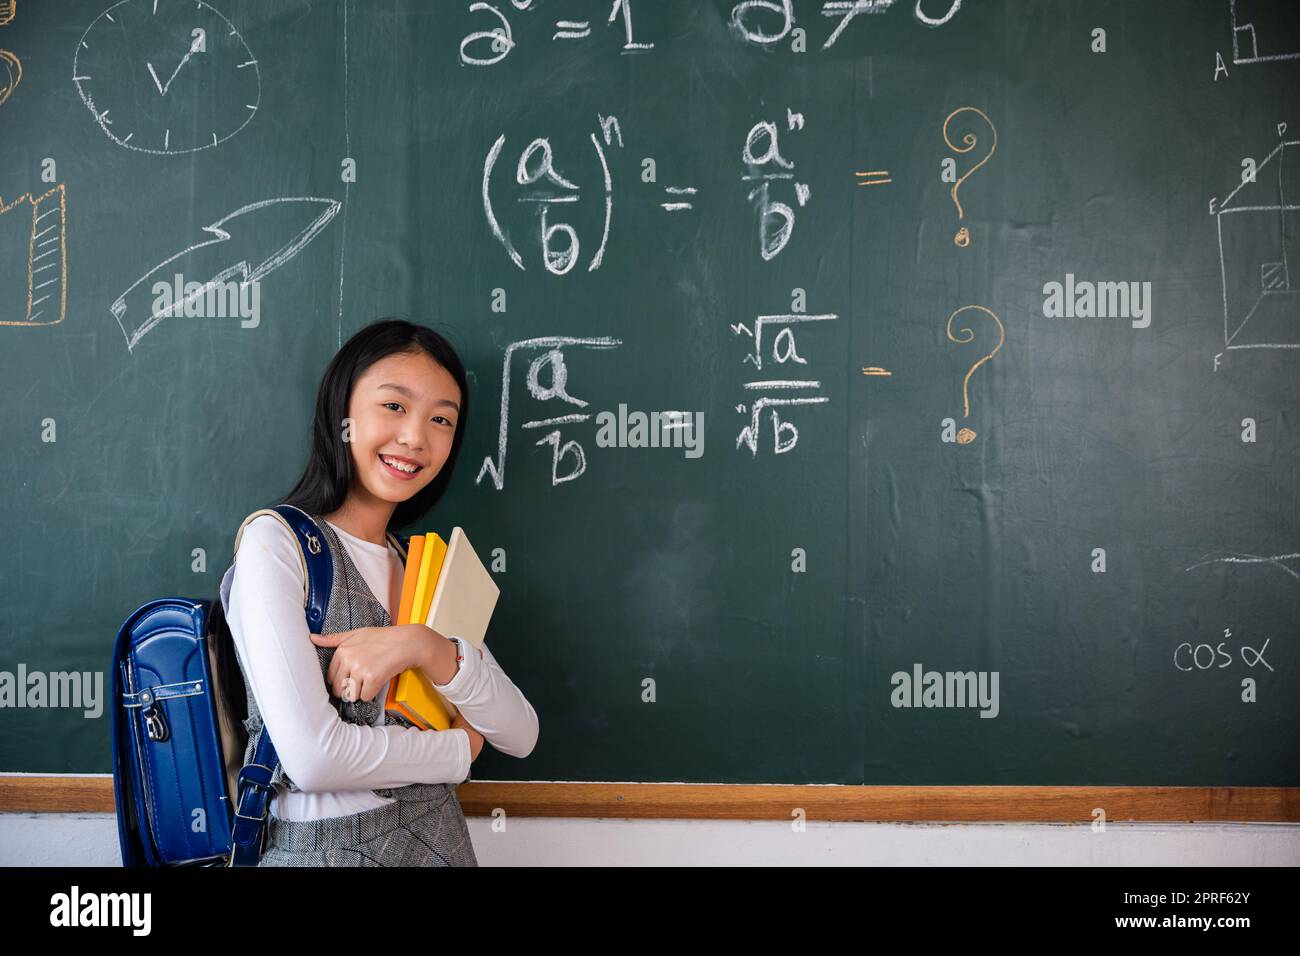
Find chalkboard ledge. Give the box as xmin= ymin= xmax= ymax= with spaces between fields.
xmin=1 ymin=778 xmax=1297 ymax=823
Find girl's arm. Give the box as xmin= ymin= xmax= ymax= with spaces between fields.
xmin=223 ymin=514 xmax=472 ymax=792
xmin=425 ymin=635 xmax=540 ymax=759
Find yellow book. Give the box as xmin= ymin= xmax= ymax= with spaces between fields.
xmin=412 ymin=534 xmax=447 ymax=629
xmin=385 ymin=534 xmax=454 ymax=730
xmin=395 ymin=534 xmax=425 ymax=628
xmin=385 ymin=534 xmax=429 ymax=728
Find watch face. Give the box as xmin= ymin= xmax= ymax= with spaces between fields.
xmin=72 ymin=0 xmax=261 ymax=155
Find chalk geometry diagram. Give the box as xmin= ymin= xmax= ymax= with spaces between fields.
xmin=0 ymin=184 xmax=68 ymax=328
xmin=1211 ymin=130 xmax=1300 ymax=359
xmin=1228 ymin=0 xmax=1300 ymax=65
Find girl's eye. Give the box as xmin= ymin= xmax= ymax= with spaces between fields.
xmin=386 ymin=403 xmax=453 ymax=428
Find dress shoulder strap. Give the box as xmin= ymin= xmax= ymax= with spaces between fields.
xmin=386 ymin=528 xmax=411 ymax=562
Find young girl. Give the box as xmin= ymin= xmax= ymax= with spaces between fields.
xmin=208 ymin=319 xmax=538 ymax=866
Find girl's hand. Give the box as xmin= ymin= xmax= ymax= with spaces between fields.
xmin=410 ymin=626 xmax=485 ymax=686
xmin=450 ymin=712 xmax=485 ymax=761
xmin=309 ymin=624 xmax=430 ymax=703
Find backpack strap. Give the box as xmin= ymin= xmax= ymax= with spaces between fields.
xmin=227 ymin=504 xmax=333 ymax=867
xmin=387 ymin=529 xmax=411 ymax=563
xmin=229 ymin=504 xmax=332 ymax=630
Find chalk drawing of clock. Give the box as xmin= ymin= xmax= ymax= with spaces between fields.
xmin=72 ymin=0 xmax=260 ymax=155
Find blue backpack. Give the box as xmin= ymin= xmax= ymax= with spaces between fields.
xmin=111 ymin=504 xmax=374 ymax=867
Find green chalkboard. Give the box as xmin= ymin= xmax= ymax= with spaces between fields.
xmin=1 ymin=0 xmax=1297 ymax=788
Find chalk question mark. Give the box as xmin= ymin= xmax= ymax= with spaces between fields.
xmin=0 ymin=1 xmax=19 ymax=110
xmin=0 ymin=48 xmax=19 ymax=108
xmin=946 ymin=305 xmax=1004 ymax=445
xmin=943 ymin=107 xmax=997 ymax=248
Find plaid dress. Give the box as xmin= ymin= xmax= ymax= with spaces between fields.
xmin=239 ymin=512 xmax=477 ymax=867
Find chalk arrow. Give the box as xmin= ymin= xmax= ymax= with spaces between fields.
xmin=111 ymin=196 xmax=341 ymax=352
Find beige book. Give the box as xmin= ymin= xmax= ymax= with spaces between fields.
xmin=423 ymin=527 xmax=500 ymax=717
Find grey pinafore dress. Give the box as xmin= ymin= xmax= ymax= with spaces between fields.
xmin=234 ymin=510 xmax=478 ymax=867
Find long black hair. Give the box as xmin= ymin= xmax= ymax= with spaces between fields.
xmin=207 ymin=319 xmax=472 ymax=759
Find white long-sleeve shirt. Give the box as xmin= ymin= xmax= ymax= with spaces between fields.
xmin=219 ymin=513 xmax=539 ymax=822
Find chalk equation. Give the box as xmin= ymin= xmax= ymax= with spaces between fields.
xmin=483 ymin=115 xmax=618 ymax=275
xmin=732 ymin=0 xmax=964 ymax=49
xmin=1174 ymin=628 xmax=1274 ymax=674
xmin=480 ymin=102 xmax=1004 ymax=269
xmin=731 ymin=304 xmax=838 ymax=455
xmin=459 ymin=0 xmax=964 ymax=66
xmin=477 ymin=335 xmax=624 ymax=489
xmin=482 ymin=113 xmax=697 ymax=275
xmin=481 ymin=107 xmax=815 ymax=271
xmin=1179 ymin=555 xmax=1291 ymax=698
xmin=744 ymin=109 xmax=811 ymax=261
xmin=460 ymin=0 xmax=653 ymax=66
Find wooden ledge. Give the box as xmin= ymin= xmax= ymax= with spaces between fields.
xmin=2 ymin=778 xmax=1297 ymax=822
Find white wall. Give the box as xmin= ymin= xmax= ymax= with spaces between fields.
xmin=2 ymin=813 xmax=1298 ymax=866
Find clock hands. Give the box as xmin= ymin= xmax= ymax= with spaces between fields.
xmin=145 ymin=35 xmax=202 ymax=97
xmin=145 ymin=61 xmax=164 ymax=95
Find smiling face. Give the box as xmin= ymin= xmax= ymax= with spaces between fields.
xmin=345 ymin=350 xmax=462 ymax=511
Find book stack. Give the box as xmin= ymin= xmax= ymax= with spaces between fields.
xmin=385 ymin=527 xmax=499 ymax=730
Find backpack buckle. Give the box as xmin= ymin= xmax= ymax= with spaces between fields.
xmin=229 ymin=764 xmax=275 ymax=866
xmin=143 ymin=702 xmax=169 ymax=742
xmin=237 ymin=762 xmax=275 ymax=793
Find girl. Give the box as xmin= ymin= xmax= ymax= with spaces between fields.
xmin=208 ymin=319 xmax=539 ymax=866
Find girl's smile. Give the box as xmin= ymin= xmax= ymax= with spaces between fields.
xmin=378 ymin=452 xmax=424 ymax=479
